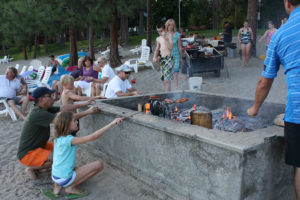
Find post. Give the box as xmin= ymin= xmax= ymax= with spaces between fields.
xmin=178 ymin=0 xmax=181 ymax=30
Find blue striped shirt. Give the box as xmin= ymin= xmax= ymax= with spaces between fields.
xmin=262 ymin=6 xmax=300 ymax=124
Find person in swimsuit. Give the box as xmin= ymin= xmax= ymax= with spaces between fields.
xmin=165 ymin=19 xmax=183 ymax=90
xmin=258 ymin=21 xmax=277 ymax=50
xmin=153 ymin=22 xmax=174 ymax=91
xmin=48 ymin=55 xmax=61 ymax=76
xmin=238 ymin=20 xmax=254 ymax=66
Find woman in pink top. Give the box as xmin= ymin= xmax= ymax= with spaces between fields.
xmin=258 ymin=21 xmax=277 ymax=50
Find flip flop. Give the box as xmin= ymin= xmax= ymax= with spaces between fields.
xmin=65 ymin=190 xmax=89 ymax=199
xmin=40 ymin=189 xmax=59 ymax=199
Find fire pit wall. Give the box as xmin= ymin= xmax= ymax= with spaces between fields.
xmin=79 ymin=91 xmax=294 ymax=200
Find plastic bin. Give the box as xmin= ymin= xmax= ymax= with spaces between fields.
xmin=188 ymin=77 xmax=203 ymax=91
xmin=227 ymin=44 xmax=236 ymax=58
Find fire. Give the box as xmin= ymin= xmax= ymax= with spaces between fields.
xmin=145 ymin=103 xmax=151 ymax=114
xmin=174 ymin=106 xmax=178 ymax=112
xmin=193 ymin=104 xmax=197 ymax=110
xmin=188 ymin=116 xmax=191 ymax=120
xmin=223 ymin=107 xmax=235 ymax=120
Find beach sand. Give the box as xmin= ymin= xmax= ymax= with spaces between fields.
xmin=0 ymin=38 xmax=292 ymax=199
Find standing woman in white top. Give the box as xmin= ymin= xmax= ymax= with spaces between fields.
xmin=88 ymin=56 xmax=115 ymax=96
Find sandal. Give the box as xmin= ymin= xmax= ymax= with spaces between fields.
xmin=40 ymin=189 xmax=59 ymax=199
xmin=65 ymin=189 xmax=89 ymax=199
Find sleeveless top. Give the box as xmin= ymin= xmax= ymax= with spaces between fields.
xmin=241 ymin=28 xmax=251 ymax=44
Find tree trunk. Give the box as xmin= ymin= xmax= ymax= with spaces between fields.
xmin=146 ymin=0 xmax=152 ymax=51
xmin=138 ymin=2 xmax=144 ymax=34
xmin=33 ymin=35 xmax=38 ymax=58
xmin=234 ymin=4 xmax=238 ymax=29
xmin=44 ymin=35 xmax=48 ymax=54
xmin=89 ymin=26 xmax=95 ymax=60
xmin=109 ymin=0 xmax=121 ymax=68
xmin=23 ymin=43 xmax=28 ymax=60
xmin=2 ymin=43 xmax=6 ymax=56
xmin=69 ymin=23 xmax=78 ymax=67
xmin=120 ymin=14 xmax=129 ymax=45
xmin=212 ymin=0 xmax=219 ymax=30
xmin=247 ymin=0 xmax=257 ymax=57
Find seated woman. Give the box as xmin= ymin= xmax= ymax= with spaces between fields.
xmin=88 ymin=56 xmax=115 ymax=96
xmin=74 ymin=56 xmax=100 ymax=96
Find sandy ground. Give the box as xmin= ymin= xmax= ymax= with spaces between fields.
xmin=0 ymin=37 xmax=293 ymax=200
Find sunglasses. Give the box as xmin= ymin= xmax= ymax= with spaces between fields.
xmin=125 ymin=72 xmax=131 ymax=74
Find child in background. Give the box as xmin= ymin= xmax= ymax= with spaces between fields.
xmin=60 ymin=75 xmax=105 ymax=112
xmin=50 ymin=111 xmax=124 ymax=198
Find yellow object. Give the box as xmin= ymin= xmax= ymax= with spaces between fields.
xmin=259 ymin=54 xmax=266 ymax=60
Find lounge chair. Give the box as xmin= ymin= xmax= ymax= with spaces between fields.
xmin=125 ymin=46 xmax=154 ymax=73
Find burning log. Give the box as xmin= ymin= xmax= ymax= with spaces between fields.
xmin=190 ymin=110 xmax=212 ymax=129
xmin=176 ymin=97 xmax=189 ymax=103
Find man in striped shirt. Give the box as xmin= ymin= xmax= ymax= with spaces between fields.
xmin=248 ymin=0 xmax=300 ymax=198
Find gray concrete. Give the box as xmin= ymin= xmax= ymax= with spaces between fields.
xmin=79 ymin=91 xmax=294 ymax=200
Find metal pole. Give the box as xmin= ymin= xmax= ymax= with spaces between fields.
xmin=178 ymin=0 xmax=181 ymax=29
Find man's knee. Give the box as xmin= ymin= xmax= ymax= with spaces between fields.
xmin=95 ymin=160 xmax=104 ymax=172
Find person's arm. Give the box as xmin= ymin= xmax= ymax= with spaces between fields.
xmin=88 ymin=76 xmax=108 ymax=84
xmin=153 ymin=41 xmax=160 ymax=63
xmin=237 ymin=29 xmax=242 ymax=43
xmin=71 ymin=117 xmax=125 ymax=145
xmin=19 ymin=77 xmax=28 ymax=95
xmin=67 ymin=91 xmax=93 ymax=101
xmin=73 ymin=105 xmax=100 ymax=120
xmin=258 ymin=30 xmax=268 ymax=43
xmin=93 ymin=65 xmax=101 ymax=72
xmin=177 ymin=36 xmax=183 ymax=65
xmin=115 ymin=90 xmax=139 ymax=97
xmin=250 ymin=28 xmax=254 ymax=41
xmin=55 ymin=60 xmax=61 ymax=67
xmin=247 ymin=76 xmax=274 ymax=117
xmin=60 ymin=100 xmax=93 ymax=112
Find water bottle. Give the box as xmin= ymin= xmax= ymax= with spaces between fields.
xmin=98 ymin=72 xmax=102 ymax=79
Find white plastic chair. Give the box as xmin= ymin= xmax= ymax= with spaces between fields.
xmin=36 ymin=66 xmax=45 ymax=81
xmin=101 ymin=83 xmax=109 ymax=96
xmin=100 ymin=45 xmax=124 ymax=58
xmin=27 ymin=66 xmax=34 ymax=72
xmin=41 ymin=67 xmax=52 ymax=85
xmin=0 ymin=98 xmax=17 ymax=121
xmin=15 ymin=64 xmax=20 ymax=71
xmin=81 ymin=82 xmax=92 ymax=97
xmin=30 ymin=59 xmax=42 ymax=71
xmin=27 ymin=67 xmax=52 ymax=93
xmin=20 ymin=66 xmax=28 ymax=75
xmin=125 ymin=46 xmax=154 ymax=73
xmin=129 ymin=39 xmax=147 ymax=54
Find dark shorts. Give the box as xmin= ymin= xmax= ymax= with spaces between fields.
xmin=284 ymin=121 xmax=300 ymax=167
xmin=7 ymin=96 xmax=22 ymax=105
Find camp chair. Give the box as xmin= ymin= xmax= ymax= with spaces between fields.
xmin=125 ymin=46 xmax=154 ymax=73
xmin=0 ymin=98 xmax=17 ymax=121
xmin=30 ymin=59 xmax=42 ymax=71
xmin=20 ymin=66 xmax=28 ymax=75
xmin=129 ymin=39 xmax=147 ymax=54
xmin=101 ymin=83 xmax=109 ymax=96
xmin=15 ymin=64 xmax=20 ymax=71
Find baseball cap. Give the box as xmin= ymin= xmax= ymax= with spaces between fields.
xmin=32 ymin=87 xmax=56 ymax=99
xmin=116 ymin=64 xmax=132 ymax=72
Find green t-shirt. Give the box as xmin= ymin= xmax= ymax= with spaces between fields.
xmin=17 ymin=106 xmax=60 ymax=160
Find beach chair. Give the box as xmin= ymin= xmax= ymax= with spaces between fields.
xmin=30 ymin=59 xmax=42 ymax=71
xmin=27 ymin=66 xmax=34 ymax=72
xmin=0 ymin=56 xmax=9 ymax=64
xmin=101 ymin=83 xmax=109 ymax=96
xmin=81 ymin=82 xmax=92 ymax=97
xmin=36 ymin=66 xmax=45 ymax=81
xmin=27 ymin=67 xmax=51 ymax=93
xmin=100 ymin=45 xmax=124 ymax=58
xmin=125 ymin=46 xmax=154 ymax=73
xmin=20 ymin=66 xmax=28 ymax=75
xmin=129 ymin=39 xmax=147 ymax=54
xmin=15 ymin=64 xmax=20 ymax=71
xmin=0 ymin=98 xmax=17 ymax=121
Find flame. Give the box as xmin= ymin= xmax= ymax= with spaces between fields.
xmin=145 ymin=103 xmax=151 ymax=114
xmin=193 ymin=104 xmax=197 ymax=110
xmin=224 ymin=107 xmax=235 ymax=120
xmin=174 ymin=106 xmax=178 ymax=112
xmin=188 ymin=116 xmax=191 ymax=120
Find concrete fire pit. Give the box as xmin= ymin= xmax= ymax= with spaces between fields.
xmin=79 ymin=91 xmax=294 ymax=200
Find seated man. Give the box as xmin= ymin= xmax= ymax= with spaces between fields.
xmin=105 ymin=64 xmax=141 ymax=98
xmin=17 ymin=87 xmax=100 ymax=179
xmin=0 ymin=66 xmax=29 ymax=120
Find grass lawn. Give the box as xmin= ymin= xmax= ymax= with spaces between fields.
xmin=3 ymin=29 xmax=266 ymax=61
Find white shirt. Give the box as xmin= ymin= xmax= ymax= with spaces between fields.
xmin=105 ymin=76 xmax=132 ymax=98
xmin=101 ymin=64 xmax=115 ymax=83
xmin=0 ymin=75 xmax=21 ymax=98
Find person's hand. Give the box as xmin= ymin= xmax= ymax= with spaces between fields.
xmin=88 ymin=77 xmax=94 ymax=82
xmin=111 ymin=117 xmax=125 ymax=125
xmin=96 ymin=95 xmax=106 ymax=99
xmin=247 ymin=106 xmax=259 ymax=117
xmin=153 ymin=57 xmax=157 ymax=63
xmin=87 ymin=106 xmax=100 ymax=114
xmin=78 ymin=76 xmax=84 ymax=80
xmin=132 ymin=91 xmax=141 ymax=95
xmin=180 ymin=58 xmax=184 ymax=66
xmin=84 ymin=99 xmax=95 ymax=106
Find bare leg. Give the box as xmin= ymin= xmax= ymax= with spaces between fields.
xmin=20 ymin=96 xmax=29 ymax=113
xmin=173 ymin=72 xmax=178 ymax=90
xmin=163 ymin=80 xmax=171 ymax=92
xmin=95 ymin=83 xmax=101 ymax=96
xmin=241 ymin=44 xmax=246 ymax=66
xmin=77 ymin=86 xmax=82 ymax=96
xmin=65 ymin=161 xmax=103 ymax=194
xmin=295 ymin=167 xmax=300 ymax=200
xmin=53 ymin=183 xmax=62 ymax=195
xmin=7 ymin=100 xmax=26 ymax=120
xmin=245 ymin=43 xmax=252 ymax=66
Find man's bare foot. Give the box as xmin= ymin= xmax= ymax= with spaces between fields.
xmin=25 ymin=168 xmax=37 ymax=179
xmin=53 ymin=183 xmax=62 ymax=195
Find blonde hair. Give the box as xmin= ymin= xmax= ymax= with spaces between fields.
xmin=53 ymin=111 xmax=74 ymax=140
xmin=60 ymin=74 xmax=74 ymax=85
xmin=78 ymin=57 xmax=84 ymax=68
xmin=7 ymin=66 xmax=18 ymax=78
xmin=97 ymin=56 xmax=108 ymax=65
xmin=165 ymin=19 xmax=177 ymax=32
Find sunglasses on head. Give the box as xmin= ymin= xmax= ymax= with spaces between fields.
xmin=125 ymin=71 xmax=131 ymax=74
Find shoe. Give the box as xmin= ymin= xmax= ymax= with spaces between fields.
xmin=40 ymin=189 xmax=59 ymax=199
xmin=65 ymin=190 xmax=89 ymax=199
